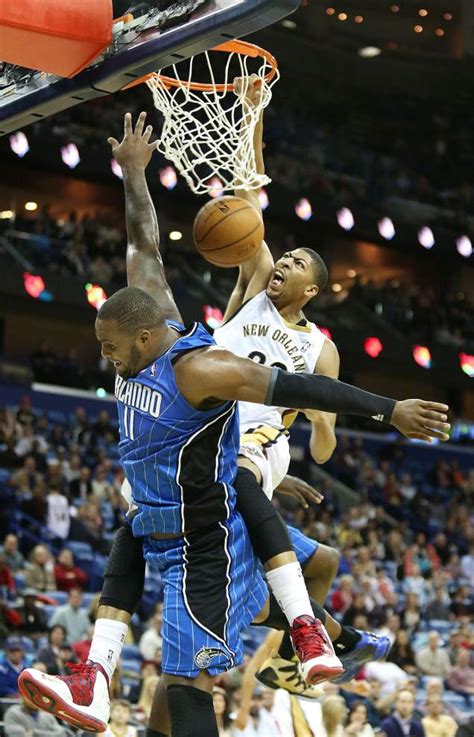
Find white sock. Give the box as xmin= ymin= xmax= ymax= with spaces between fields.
xmin=88 ymin=618 xmax=128 ymax=681
xmin=266 ymin=561 xmax=314 ymax=625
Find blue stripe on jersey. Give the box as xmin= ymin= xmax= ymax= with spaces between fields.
xmin=115 ymin=322 xmax=240 ymax=536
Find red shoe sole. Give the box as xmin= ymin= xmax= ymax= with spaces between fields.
xmin=18 ymin=671 xmax=107 ymax=733
xmin=306 ymin=664 xmax=345 ymax=686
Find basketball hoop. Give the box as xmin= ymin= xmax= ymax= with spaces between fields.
xmin=139 ymin=40 xmax=279 ymax=195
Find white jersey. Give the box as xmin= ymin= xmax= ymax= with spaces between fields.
xmin=214 ymin=291 xmax=326 ymax=432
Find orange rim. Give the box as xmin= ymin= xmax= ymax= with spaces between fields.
xmin=122 ymin=40 xmax=278 ymax=92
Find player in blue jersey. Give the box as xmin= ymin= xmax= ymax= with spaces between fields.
xmin=19 ymin=114 xmax=451 ymax=737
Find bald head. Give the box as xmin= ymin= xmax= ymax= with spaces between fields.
xmin=97 ymin=286 xmax=164 ymax=334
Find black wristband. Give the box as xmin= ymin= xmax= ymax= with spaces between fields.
xmin=265 ymin=367 xmax=396 ymax=423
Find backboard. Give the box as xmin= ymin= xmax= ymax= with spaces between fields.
xmin=0 ymin=0 xmax=300 ymax=136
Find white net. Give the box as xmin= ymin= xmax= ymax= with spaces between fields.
xmin=146 ymin=43 xmax=279 ymax=195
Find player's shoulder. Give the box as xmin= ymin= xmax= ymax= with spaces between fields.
xmin=219 ymin=291 xmax=266 ymax=328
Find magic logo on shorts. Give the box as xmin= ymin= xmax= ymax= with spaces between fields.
xmin=194 ymin=647 xmax=226 ymax=669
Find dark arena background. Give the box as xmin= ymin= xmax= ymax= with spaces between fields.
xmin=0 ymin=1 xmax=472 ymax=736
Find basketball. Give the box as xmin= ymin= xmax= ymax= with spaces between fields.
xmin=193 ymin=196 xmax=264 ymax=267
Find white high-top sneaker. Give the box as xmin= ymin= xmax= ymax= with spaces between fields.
xmin=290 ymin=615 xmax=345 ymax=685
xmin=18 ymin=661 xmax=110 ymax=732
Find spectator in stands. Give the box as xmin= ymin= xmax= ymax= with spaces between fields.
xmin=103 ymin=700 xmax=137 ymax=737
xmin=320 ymin=695 xmax=347 ymax=737
xmin=416 ymin=632 xmax=452 ymax=678
xmin=46 ymin=483 xmax=70 ymax=540
xmin=212 ymin=686 xmax=233 ymax=737
xmin=377 ymin=613 xmax=401 ymax=646
xmin=460 ymin=545 xmax=474 ymax=587
xmin=37 ymin=624 xmax=68 ymax=675
xmin=403 ymin=565 xmax=431 ymax=608
xmin=1 ymin=534 xmax=25 ymax=573
xmin=447 ymin=649 xmax=474 ymax=704
xmin=420 ymin=679 xmax=464 ymax=724
xmin=25 ymin=544 xmax=55 ymax=592
xmin=380 ymin=689 xmax=424 ymax=737
xmin=91 ymin=464 xmax=114 ymax=501
xmin=16 ymin=396 xmax=35 ymax=427
xmin=15 ymin=423 xmax=48 ymax=458
xmin=0 ymin=551 xmax=16 ymax=598
xmin=139 ymin=605 xmax=163 ymax=660
xmin=0 ymin=637 xmax=25 ymax=697
xmin=387 ymin=630 xmax=417 ymax=675
xmin=232 ymin=686 xmax=280 ymax=736
xmin=54 ymin=548 xmax=87 ymax=592
xmin=364 ymin=662 xmax=410 ymax=699
xmin=332 ymin=575 xmax=354 ymax=615
xmin=4 ymin=696 xmax=67 ymax=737
xmin=421 ymin=697 xmax=458 ymax=737
xmin=425 ymin=587 xmax=452 ymax=622
xmin=92 ymin=409 xmax=118 ymax=442
xmin=345 ymin=702 xmax=375 ymax=737
xmin=14 ymin=588 xmax=47 ymax=639
xmin=72 ymin=624 xmax=93 ymax=662
xmin=400 ymin=592 xmax=421 ymax=633
xmin=342 ymin=594 xmax=370 ymax=627
xmin=68 ymin=466 xmax=93 ymax=501
xmin=50 ymin=587 xmax=90 ymax=644
xmin=11 ymin=456 xmax=43 ymax=494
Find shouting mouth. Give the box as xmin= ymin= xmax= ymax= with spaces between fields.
xmin=269 ymin=268 xmax=285 ymax=289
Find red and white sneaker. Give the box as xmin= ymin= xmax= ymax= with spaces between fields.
xmin=290 ymin=615 xmax=345 ymax=685
xmin=18 ymin=661 xmax=110 ymax=732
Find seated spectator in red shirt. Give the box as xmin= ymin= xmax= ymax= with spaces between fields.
xmin=72 ymin=625 xmax=93 ymax=663
xmin=331 ymin=575 xmax=354 ymax=615
xmin=54 ymin=548 xmax=88 ymax=592
xmin=0 ymin=552 xmax=15 ymax=598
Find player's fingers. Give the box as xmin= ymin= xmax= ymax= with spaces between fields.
xmin=419 ymin=401 xmax=449 ymax=412
xmin=107 ymin=137 xmax=119 ymax=150
xmin=423 ymin=428 xmax=450 ymax=441
xmin=147 ymin=139 xmax=159 ymax=151
xmin=420 ymin=409 xmax=448 ymax=422
xmin=408 ymin=433 xmax=433 ymax=443
xmin=134 ymin=111 xmax=147 ymax=136
xmin=124 ymin=112 xmax=132 ymax=135
xmin=418 ymin=420 xmax=450 ymax=433
xmin=142 ymin=124 xmax=153 ymax=143
xmin=299 ymin=484 xmax=324 ymax=504
xmin=294 ymin=491 xmax=309 ymax=509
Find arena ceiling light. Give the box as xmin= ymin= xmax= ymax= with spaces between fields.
xmin=61 ymin=142 xmax=80 ymax=169
xmin=23 ymin=272 xmax=52 ymax=301
xmin=110 ymin=159 xmax=123 ymax=180
xmin=85 ymin=283 xmax=107 ymax=311
xmin=159 ymin=166 xmax=177 ymax=191
xmin=295 ymin=198 xmax=313 ymax=221
xmin=24 ymin=201 xmax=37 ymax=211
xmin=169 ymin=231 xmax=182 ymax=241
xmin=203 ymin=305 xmax=223 ymax=329
xmin=456 ymin=235 xmax=473 ymax=258
xmin=9 ymin=131 xmax=29 ymax=157
xmin=364 ymin=336 xmax=383 ymax=358
xmin=258 ymin=188 xmax=269 ymax=210
xmin=418 ymin=226 xmax=435 ymax=249
xmin=413 ymin=345 xmax=432 ymax=369
xmin=378 ymin=217 xmax=396 ymax=240
xmin=0 ymin=210 xmax=14 ymax=219
xmin=337 ymin=207 xmax=355 ymax=230
xmin=459 ymin=353 xmax=474 ymax=378
xmin=358 ymin=47 xmax=382 ymax=58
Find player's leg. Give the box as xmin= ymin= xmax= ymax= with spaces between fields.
xmin=18 ymin=523 xmax=145 ymax=731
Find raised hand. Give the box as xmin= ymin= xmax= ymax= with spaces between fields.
xmin=276 ymin=474 xmax=324 ymax=509
xmin=391 ymin=399 xmax=450 ymax=442
xmin=107 ymin=112 xmax=157 ymax=170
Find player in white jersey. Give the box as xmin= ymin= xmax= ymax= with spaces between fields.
xmin=211 ymin=76 xmax=390 ymax=691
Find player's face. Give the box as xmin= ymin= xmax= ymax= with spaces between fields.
xmin=266 ymin=249 xmax=318 ymax=306
xmin=95 ymin=318 xmax=144 ymax=379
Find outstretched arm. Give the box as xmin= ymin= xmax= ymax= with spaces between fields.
xmin=174 ymin=347 xmax=451 ymax=443
xmin=223 ymin=77 xmax=274 ymax=323
xmin=108 ymin=112 xmax=182 ymax=323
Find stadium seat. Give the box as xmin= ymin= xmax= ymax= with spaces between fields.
xmin=427 ymin=619 xmax=452 ymax=635
xmin=121 ymin=645 xmax=142 ymax=661
xmin=67 ymin=541 xmax=93 ymax=558
xmin=121 ymin=660 xmax=141 ymax=675
xmin=47 ymin=591 xmax=68 ymax=605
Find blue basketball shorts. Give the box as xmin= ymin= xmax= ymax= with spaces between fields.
xmin=287 ymin=524 xmax=319 ymax=567
xmin=143 ymin=511 xmax=268 ymax=678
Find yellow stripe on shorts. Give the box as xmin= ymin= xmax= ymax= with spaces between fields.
xmin=240 ymin=424 xmax=286 ymax=449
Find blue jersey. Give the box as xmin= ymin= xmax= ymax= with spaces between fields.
xmin=115 ymin=322 xmax=240 ymax=537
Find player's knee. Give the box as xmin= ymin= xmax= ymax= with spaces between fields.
xmin=305 ymin=544 xmax=340 ymax=582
